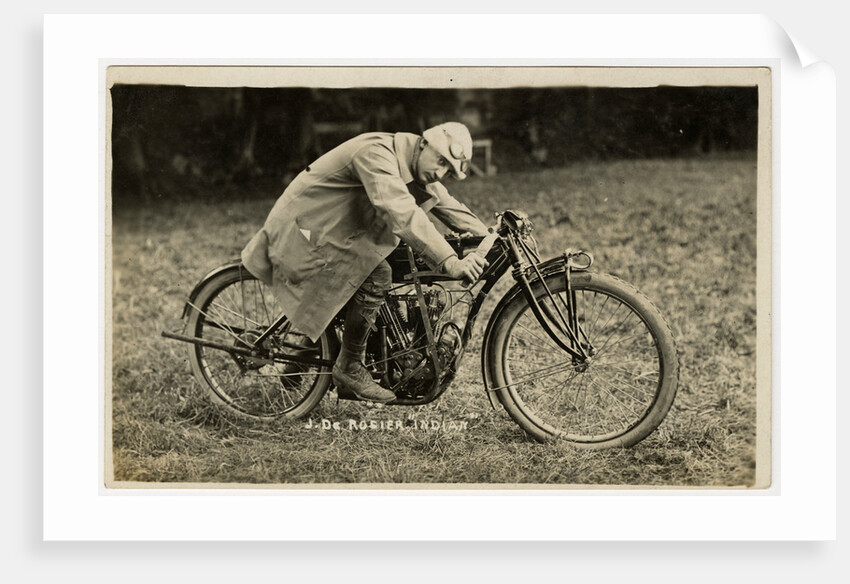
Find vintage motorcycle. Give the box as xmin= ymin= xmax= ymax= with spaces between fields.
xmin=163 ymin=210 xmax=679 ymax=448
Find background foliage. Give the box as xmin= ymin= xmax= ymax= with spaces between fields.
xmin=110 ymin=85 xmax=758 ymax=204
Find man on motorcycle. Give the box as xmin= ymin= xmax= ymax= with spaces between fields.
xmin=241 ymin=122 xmax=490 ymax=403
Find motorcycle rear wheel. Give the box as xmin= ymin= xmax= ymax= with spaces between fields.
xmin=485 ymin=271 xmax=678 ymax=448
xmin=186 ymin=266 xmax=333 ymax=421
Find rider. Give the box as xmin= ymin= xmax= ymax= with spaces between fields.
xmin=241 ymin=122 xmax=490 ymax=403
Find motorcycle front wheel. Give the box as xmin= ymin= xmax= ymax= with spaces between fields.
xmin=185 ymin=266 xmax=333 ymax=421
xmin=485 ymin=271 xmax=678 ymax=448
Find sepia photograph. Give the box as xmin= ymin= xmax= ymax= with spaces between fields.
xmin=106 ymin=66 xmax=770 ymax=489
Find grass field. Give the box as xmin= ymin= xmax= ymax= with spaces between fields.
xmin=110 ymin=155 xmax=761 ymax=487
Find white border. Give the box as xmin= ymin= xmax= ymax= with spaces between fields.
xmin=44 ymin=14 xmax=835 ymax=540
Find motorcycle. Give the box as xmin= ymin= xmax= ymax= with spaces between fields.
xmin=162 ymin=210 xmax=679 ymax=448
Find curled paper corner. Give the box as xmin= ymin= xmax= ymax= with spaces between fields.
xmin=786 ymin=33 xmax=821 ymax=68
xmin=763 ymin=15 xmax=823 ymax=69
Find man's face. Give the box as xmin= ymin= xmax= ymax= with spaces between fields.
xmin=415 ymin=143 xmax=454 ymax=185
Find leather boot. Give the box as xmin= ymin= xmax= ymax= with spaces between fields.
xmin=332 ymin=300 xmax=396 ymax=403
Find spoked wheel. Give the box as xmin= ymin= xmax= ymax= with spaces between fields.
xmin=186 ymin=266 xmax=333 ymax=421
xmin=485 ymin=271 xmax=678 ymax=448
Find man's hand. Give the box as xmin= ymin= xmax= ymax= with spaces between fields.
xmin=442 ymin=253 xmax=489 ymax=283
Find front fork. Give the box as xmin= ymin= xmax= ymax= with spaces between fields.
xmin=508 ymin=236 xmax=595 ymax=363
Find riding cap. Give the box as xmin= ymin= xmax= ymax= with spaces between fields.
xmin=422 ymin=122 xmax=473 ymax=180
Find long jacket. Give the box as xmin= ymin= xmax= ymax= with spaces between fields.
xmin=241 ymin=132 xmax=489 ymax=341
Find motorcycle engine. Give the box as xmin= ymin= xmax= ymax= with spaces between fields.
xmin=382 ymin=287 xmax=452 ymax=395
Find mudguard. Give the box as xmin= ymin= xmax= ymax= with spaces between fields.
xmin=180 ymin=259 xmax=246 ymax=318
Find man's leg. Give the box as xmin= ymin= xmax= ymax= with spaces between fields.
xmin=332 ymin=261 xmax=396 ymax=403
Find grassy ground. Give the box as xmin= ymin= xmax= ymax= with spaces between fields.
xmin=110 ymin=156 xmax=760 ymax=487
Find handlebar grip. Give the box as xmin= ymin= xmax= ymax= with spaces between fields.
xmin=461 ymin=237 xmax=495 ymax=288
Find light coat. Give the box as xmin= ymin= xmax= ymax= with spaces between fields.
xmin=241 ymin=132 xmax=488 ymax=340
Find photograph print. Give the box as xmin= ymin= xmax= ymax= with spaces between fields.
xmin=106 ymin=66 xmax=770 ymax=488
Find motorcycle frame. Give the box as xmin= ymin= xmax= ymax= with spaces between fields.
xmin=163 ymin=221 xmax=591 ymax=407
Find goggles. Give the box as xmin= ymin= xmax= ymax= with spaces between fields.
xmin=448 ymin=136 xmax=469 ymax=177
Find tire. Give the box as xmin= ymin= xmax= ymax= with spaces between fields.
xmin=485 ymin=271 xmax=678 ymax=448
xmin=186 ymin=266 xmax=333 ymax=421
